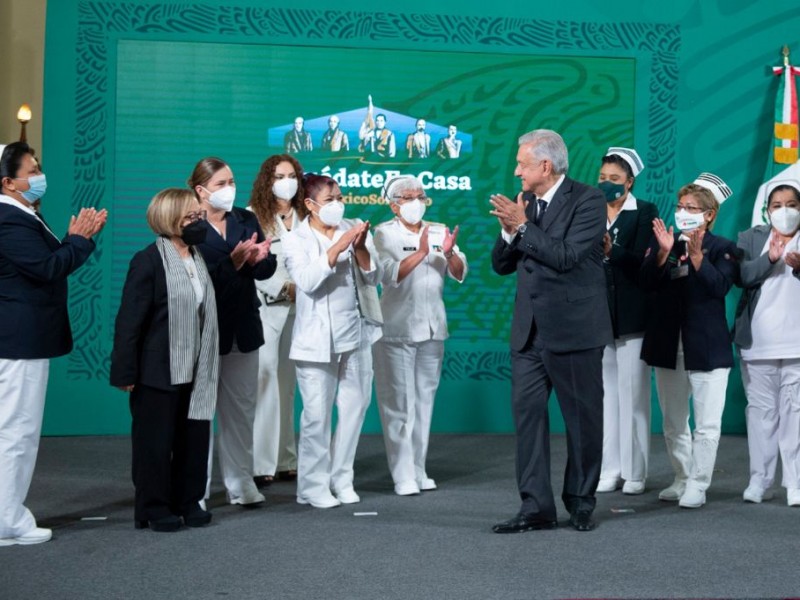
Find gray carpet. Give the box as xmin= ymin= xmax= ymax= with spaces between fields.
xmin=1 ymin=434 xmax=798 ymax=599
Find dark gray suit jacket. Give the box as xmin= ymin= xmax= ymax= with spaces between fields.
xmin=491 ymin=176 xmax=613 ymax=353
xmin=733 ymin=224 xmax=799 ymax=349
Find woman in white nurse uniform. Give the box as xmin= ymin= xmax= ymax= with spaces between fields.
xmin=283 ymin=173 xmax=382 ymax=508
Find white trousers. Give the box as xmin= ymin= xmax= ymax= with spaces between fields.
xmin=655 ymin=343 xmax=730 ymax=491
xmin=0 ymin=358 xmax=49 ymax=538
xmin=208 ymin=347 xmax=260 ymax=501
xmin=295 ymin=347 xmax=373 ymax=499
xmin=741 ymin=358 xmax=800 ymax=490
xmin=253 ymin=309 xmax=297 ymax=476
xmin=373 ymin=339 xmax=443 ymax=486
xmin=600 ymin=335 xmax=651 ymax=483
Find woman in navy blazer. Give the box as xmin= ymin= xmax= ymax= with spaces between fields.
xmin=111 ymin=188 xmax=219 ymax=532
xmin=0 ymin=142 xmax=105 ymax=546
xmin=595 ymin=147 xmax=658 ymax=496
xmin=641 ymin=174 xmax=738 ymax=509
xmin=188 ymin=157 xmax=276 ymax=507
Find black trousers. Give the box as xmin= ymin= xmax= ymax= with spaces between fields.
xmin=510 ymin=337 xmax=604 ymax=519
xmin=129 ymin=383 xmax=210 ymax=521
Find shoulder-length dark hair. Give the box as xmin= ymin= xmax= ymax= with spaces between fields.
xmin=248 ymin=154 xmax=306 ymax=235
xmin=0 ymin=142 xmax=34 ymax=180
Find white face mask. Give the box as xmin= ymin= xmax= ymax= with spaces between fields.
xmin=398 ymin=199 xmax=426 ymax=225
xmin=205 ymin=185 xmax=236 ymax=211
xmin=769 ymin=206 xmax=800 ymax=236
xmin=273 ymin=178 xmax=298 ymax=201
xmin=674 ymin=209 xmax=706 ymax=232
xmin=312 ymin=200 xmax=345 ymax=227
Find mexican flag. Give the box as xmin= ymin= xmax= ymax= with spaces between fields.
xmin=752 ymin=46 xmax=800 ymax=225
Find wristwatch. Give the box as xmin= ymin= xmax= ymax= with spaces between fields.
xmin=516 ymin=223 xmax=528 ymax=235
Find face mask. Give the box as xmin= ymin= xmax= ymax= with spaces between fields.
xmin=19 ymin=174 xmax=47 ymax=203
xmin=312 ymin=200 xmax=345 ymax=227
xmin=205 ymin=185 xmax=235 ymax=211
xmin=598 ymin=180 xmax=626 ymax=203
xmin=769 ymin=206 xmax=800 ymax=236
xmin=273 ymin=178 xmax=298 ymax=200
xmin=674 ymin=209 xmax=706 ymax=232
xmin=398 ymin=199 xmax=426 ymax=225
xmin=180 ymin=220 xmax=207 ymax=246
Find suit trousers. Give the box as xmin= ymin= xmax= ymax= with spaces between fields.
xmin=374 ymin=339 xmax=444 ymax=487
xmin=295 ymin=347 xmax=373 ymax=500
xmin=654 ymin=340 xmax=730 ymax=491
xmin=0 ymin=358 xmax=48 ymax=539
xmin=741 ymin=358 xmax=800 ymax=491
xmin=130 ymin=383 xmax=210 ymax=520
xmin=253 ymin=308 xmax=297 ymax=476
xmin=600 ymin=334 xmax=651 ymax=483
xmin=511 ymin=339 xmax=604 ymax=518
xmin=212 ymin=347 xmax=260 ymax=502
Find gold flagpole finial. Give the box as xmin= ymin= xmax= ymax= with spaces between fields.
xmin=782 ymin=45 xmax=790 ymax=66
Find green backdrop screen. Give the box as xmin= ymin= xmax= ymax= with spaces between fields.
xmin=104 ymin=39 xmax=635 ymax=434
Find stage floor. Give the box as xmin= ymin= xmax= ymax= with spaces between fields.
xmin=3 ymin=433 xmax=798 ymax=599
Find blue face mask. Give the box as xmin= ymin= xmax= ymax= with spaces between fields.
xmin=18 ymin=174 xmax=47 ymax=203
xmin=598 ymin=180 xmax=626 ymax=203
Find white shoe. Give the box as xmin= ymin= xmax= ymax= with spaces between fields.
xmin=658 ymin=480 xmax=687 ymax=502
xmin=787 ymin=488 xmax=800 ymax=507
xmin=395 ymin=481 xmax=421 ymax=496
xmin=596 ymin=478 xmax=621 ymax=493
xmin=0 ymin=527 xmax=52 ymax=547
xmin=296 ymin=492 xmax=341 ymax=509
xmin=417 ymin=477 xmax=437 ymax=491
xmin=334 ymin=488 xmax=361 ymax=504
xmin=678 ymin=485 xmax=706 ymax=508
xmin=743 ymin=485 xmax=774 ymax=503
xmin=229 ymin=489 xmax=266 ymax=506
xmin=622 ymin=481 xmax=645 ymax=495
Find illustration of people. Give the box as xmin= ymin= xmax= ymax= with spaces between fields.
xmin=359 ymin=95 xmax=395 ymax=158
xmin=284 ymin=117 xmax=313 ymax=154
xmin=321 ymin=115 xmax=350 ymax=153
xmin=406 ymin=119 xmax=431 ymax=159
xmin=436 ymin=125 xmax=462 ymax=159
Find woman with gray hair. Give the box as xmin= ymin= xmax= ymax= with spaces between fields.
xmin=111 ymin=188 xmax=219 ymax=532
xmin=373 ymin=176 xmax=466 ymax=495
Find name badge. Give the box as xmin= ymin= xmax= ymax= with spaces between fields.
xmin=403 ymin=246 xmax=417 ymax=251
xmin=670 ymin=264 xmax=689 ymax=280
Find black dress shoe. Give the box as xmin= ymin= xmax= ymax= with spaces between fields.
xmin=492 ymin=513 xmax=557 ymax=534
xmin=182 ymin=507 xmax=213 ymax=528
xmin=253 ymin=475 xmax=274 ymax=488
xmin=568 ymin=511 xmax=596 ymax=532
xmin=135 ymin=515 xmax=182 ymax=532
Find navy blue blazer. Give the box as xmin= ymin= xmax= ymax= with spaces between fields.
xmin=605 ymin=199 xmax=659 ymax=337
xmin=195 ymin=207 xmax=276 ymax=355
xmin=0 ymin=201 xmax=95 ymax=359
xmin=640 ymin=230 xmax=738 ymax=371
xmin=491 ymin=177 xmax=613 ymax=353
xmin=110 ymin=243 xmax=177 ymax=390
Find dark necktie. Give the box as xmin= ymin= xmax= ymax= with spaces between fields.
xmin=534 ymin=199 xmax=548 ymax=226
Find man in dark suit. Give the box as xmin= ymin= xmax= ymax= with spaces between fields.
xmin=489 ymin=129 xmax=612 ymax=532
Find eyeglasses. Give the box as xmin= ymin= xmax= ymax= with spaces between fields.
xmin=674 ymin=204 xmax=705 ymax=214
xmin=183 ymin=210 xmax=207 ymax=223
xmin=393 ymin=195 xmax=429 ymax=203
